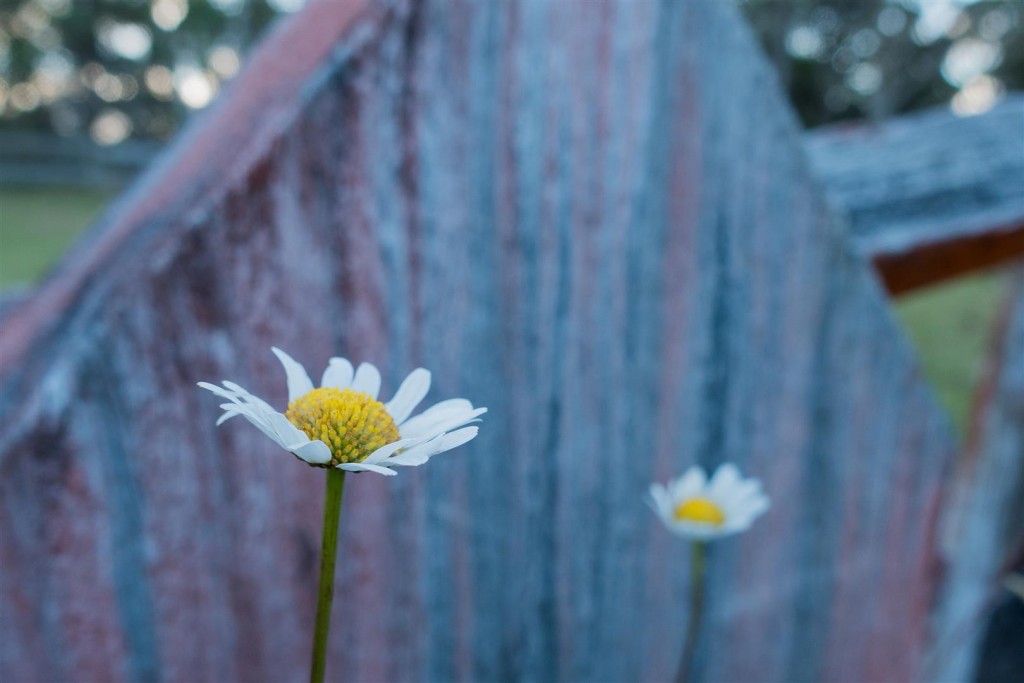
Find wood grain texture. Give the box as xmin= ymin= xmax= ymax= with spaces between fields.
xmin=0 ymin=1 xmax=955 ymax=682
xmin=806 ymin=97 xmax=1024 ymax=294
xmin=930 ymin=268 xmax=1024 ymax=683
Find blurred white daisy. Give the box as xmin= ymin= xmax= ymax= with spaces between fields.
xmin=198 ymin=347 xmax=486 ymax=477
xmin=649 ymin=464 xmax=769 ymax=540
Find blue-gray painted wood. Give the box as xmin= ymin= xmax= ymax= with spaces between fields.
xmin=929 ymin=269 xmax=1024 ymax=683
xmin=0 ymin=1 xmax=957 ymax=681
xmin=806 ymin=96 xmax=1024 ymax=257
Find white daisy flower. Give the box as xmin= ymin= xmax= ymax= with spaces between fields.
xmin=198 ymin=347 xmax=486 ymax=477
xmin=648 ymin=464 xmax=769 ymax=540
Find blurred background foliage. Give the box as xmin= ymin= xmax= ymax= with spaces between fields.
xmin=0 ymin=0 xmax=1020 ymax=433
xmin=0 ymin=0 xmax=1019 ymax=141
xmin=0 ymin=0 xmax=292 ymax=143
xmin=0 ymin=0 xmax=1019 ymax=140
xmin=745 ymin=0 xmax=1023 ymax=126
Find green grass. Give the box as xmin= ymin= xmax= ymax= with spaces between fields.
xmin=0 ymin=188 xmax=1008 ymax=434
xmin=0 ymin=187 xmax=113 ymax=289
xmin=894 ymin=269 xmax=1009 ymax=434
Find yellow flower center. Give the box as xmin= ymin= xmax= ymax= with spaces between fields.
xmin=285 ymin=387 xmax=400 ymax=467
xmin=673 ymin=497 xmax=726 ymax=526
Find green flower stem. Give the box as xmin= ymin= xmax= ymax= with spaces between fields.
xmin=675 ymin=540 xmax=707 ymax=683
xmin=310 ymin=468 xmax=347 ymax=683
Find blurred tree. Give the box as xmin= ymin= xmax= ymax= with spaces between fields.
xmin=741 ymin=0 xmax=1024 ymax=127
xmin=0 ymin=0 xmax=1021 ymax=145
xmin=0 ymin=0 xmax=292 ymax=143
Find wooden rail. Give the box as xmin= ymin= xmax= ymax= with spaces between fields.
xmin=807 ymin=96 xmax=1024 ymax=295
xmin=0 ymin=132 xmax=158 ymax=188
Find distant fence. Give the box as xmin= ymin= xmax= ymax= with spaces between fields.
xmin=0 ymin=131 xmax=157 ymax=188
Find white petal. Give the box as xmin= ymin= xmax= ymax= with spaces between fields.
xmin=386 ymin=434 xmax=445 ymax=466
xmin=363 ymin=437 xmax=426 ymax=465
xmin=671 ymin=466 xmax=707 ymax=502
xmin=730 ymin=479 xmax=763 ymax=503
xmin=272 ymin=347 xmax=315 ymax=403
xmin=384 ymin=368 xmax=431 ymax=424
xmin=397 ymin=398 xmax=472 ymax=433
xmin=669 ymin=519 xmax=727 ymax=540
xmin=198 ymin=381 xmax=239 ymax=402
xmin=265 ymin=412 xmax=309 ymax=448
xmin=200 ymin=381 xmax=269 ymax=416
xmin=221 ymin=397 xmax=283 ymax=443
xmin=337 ymin=462 xmax=398 ymax=476
xmin=434 ymin=426 xmax=479 ymax=453
xmin=717 ymin=480 xmax=759 ymax=514
xmin=386 ymin=426 xmax=479 ymax=467
xmin=385 ymin=449 xmax=434 ymax=467
xmin=648 ymin=483 xmax=674 ymax=520
xmin=215 ymin=397 xmax=271 ymax=430
xmin=720 ymin=518 xmax=754 ymax=535
xmin=351 ymin=363 xmax=382 ymax=399
xmin=202 ymin=378 xmax=321 ymax=460
xmin=708 ymin=463 xmax=741 ymax=500
xmin=731 ymin=495 xmax=771 ymax=522
xmin=320 ymin=357 xmax=354 ymax=389
xmin=400 ymin=407 xmax=486 ymax=440
xmin=413 ymin=398 xmax=473 ymax=417
xmin=291 ymin=440 xmax=332 ymax=464
xmin=215 ymin=405 xmax=240 ymax=421
xmin=228 ymin=404 xmax=288 ymax=448
xmin=221 ymin=380 xmax=276 ymax=414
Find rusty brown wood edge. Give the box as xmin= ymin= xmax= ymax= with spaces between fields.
xmin=874 ymin=222 xmax=1024 ymax=296
xmin=0 ymin=0 xmax=379 ymax=379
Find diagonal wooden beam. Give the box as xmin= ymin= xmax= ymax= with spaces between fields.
xmin=807 ymin=96 xmax=1024 ymax=295
xmin=873 ymin=222 xmax=1024 ymax=295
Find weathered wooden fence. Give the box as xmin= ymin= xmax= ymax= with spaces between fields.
xmin=0 ymin=0 xmax=998 ymax=681
xmin=929 ymin=270 xmax=1024 ymax=683
xmin=810 ymin=100 xmax=1024 ymax=682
